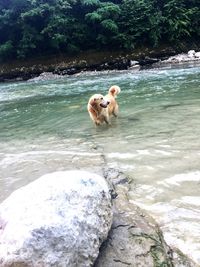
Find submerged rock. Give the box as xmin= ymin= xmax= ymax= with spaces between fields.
xmin=0 ymin=170 xmax=112 ymax=267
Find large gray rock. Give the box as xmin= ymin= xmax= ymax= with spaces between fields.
xmin=0 ymin=170 xmax=112 ymax=267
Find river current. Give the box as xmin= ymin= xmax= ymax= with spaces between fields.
xmin=0 ymin=63 xmax=200 ymax=264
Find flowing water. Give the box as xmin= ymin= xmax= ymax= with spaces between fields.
xmin=0 ymin=63 xmax=200 ymax=264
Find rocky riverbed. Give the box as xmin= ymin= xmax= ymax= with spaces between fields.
xmin=0 ymin=46 xmax=200 ymax=82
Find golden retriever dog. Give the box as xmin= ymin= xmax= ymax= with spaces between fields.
xmin=87 ymin=85 xmax=121 ymax=125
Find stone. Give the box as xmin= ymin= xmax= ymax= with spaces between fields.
xmin=139 ymin=56 xmax=160 ymax=66
xmin=188 ymin=50 xmax=195 ymax=57
xmin=195 ymin=52 xmax=200 ymax=58
xmin=0 ymin=170 xmax=112 ymax=267
xmin=130 ymin=60 xmax=139 ymax=66
xmin=129 ymin=60 xmax=140 ymax=70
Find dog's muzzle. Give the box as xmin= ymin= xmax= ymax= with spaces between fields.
xmin=100 ymin=100 xmax=110 ymax=108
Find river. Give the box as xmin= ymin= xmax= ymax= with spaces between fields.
xmin=0 ymin=63 xmax=200 ymax=264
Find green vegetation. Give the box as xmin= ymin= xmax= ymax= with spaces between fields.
xmin=0 ymin=0 xmax=199 ymax=62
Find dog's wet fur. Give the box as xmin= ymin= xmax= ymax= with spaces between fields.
xmin=87 ymin=85 xmax=121 ymax=125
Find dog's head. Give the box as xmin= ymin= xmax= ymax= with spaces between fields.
xmin=89 ymin=94 xmax=110 ymax=108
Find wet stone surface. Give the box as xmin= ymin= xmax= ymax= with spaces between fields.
xmin=94 ymin=168 xmax=198 ymax=267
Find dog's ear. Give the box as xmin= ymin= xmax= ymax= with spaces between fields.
xmin=89 ymin=97 xmax=96 ymax=106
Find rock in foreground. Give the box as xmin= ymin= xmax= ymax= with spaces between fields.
xmin=0 ymin=171 xmax=112 ymax=267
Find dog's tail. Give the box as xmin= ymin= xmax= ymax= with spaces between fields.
xmin=108 ymin=85 xmax=121 ymax=98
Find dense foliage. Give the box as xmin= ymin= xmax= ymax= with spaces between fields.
xmin=0 ymin=0 xmax=199 ymax=61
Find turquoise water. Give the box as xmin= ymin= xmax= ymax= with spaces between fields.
xmin=0 ymin=64 xmax=200 ymax=263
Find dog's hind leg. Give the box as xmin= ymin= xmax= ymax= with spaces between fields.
xmin=113 ymin=104 xmax=119 ymax=117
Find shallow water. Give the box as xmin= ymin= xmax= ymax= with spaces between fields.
xmin=0 ymin=63 xmax=200 ymax=263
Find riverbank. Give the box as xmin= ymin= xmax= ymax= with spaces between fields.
xmin=0 ymin=45 xmax=200 ymax=82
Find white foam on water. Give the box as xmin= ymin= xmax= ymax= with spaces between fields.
xmin=107 ymin=152 xmax=137 ymax=159
xmin=0 ymin=150 xmax=102 ymax=167
xmin=158 ymin=171 xmax=200 ymax=186
xmin=180 ymin=196 xmax=200 ymax=206
xmin=136 ymin=149 xmax=151 ymax=155
xmin=164 ymin=230 xmax=200 ymax=264
xmin=154 ymin=149 xmax=172 ymax=156
xmin=129 ymin=199 xmax=174 ymax=215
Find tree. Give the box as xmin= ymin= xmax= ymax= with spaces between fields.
xmin=162 ymin=0 xmax=193 ymax=42
xmin=118 ymin=0 xmax=163 ymax=49
xmin=0 ymin=41 xmax=14 ymax=61
xmin=85 ymin=2 xmax=121 ymax=47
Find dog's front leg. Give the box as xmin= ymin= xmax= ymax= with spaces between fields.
xmin=104 ymin=115 xmax=110 ymax=125
xmin=95 ymin=119 xmax=102 ymax=125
